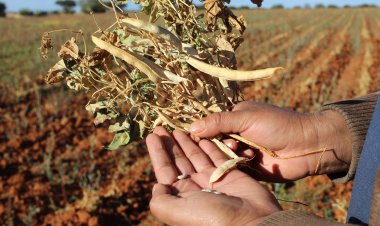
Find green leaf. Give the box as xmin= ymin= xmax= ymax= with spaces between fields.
xmin=94 ymin=111 xmax=118 ymax=125
xmin=108 ymin=120 xmax=130 ymax=133
xmin=107 ymin=132 xmax=130 ymax=150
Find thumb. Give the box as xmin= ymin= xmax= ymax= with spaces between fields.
xmin=150 ymin=184 xmax=180 ymax=224
xmin=152 ymin=183 xmax=172 ymax=196
xmin=190 ymin=111 xmax=251 ymax=138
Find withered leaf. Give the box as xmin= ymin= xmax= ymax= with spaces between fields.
xmin=204 ymin=0 xmax=225 ymax=24
xmin=40 ymin=33 xmax=53 ymax=59
xmin=58 ymin=37 xmax=79 ymax=60
xmin=216 ymin=35 xmax=236 ymax=68
xmin=86 ymin=100 xmax=115 ymax=114
xmin=138 ymin=120 xmax=145 ymax=139
xmin=228 ymin=14 xmax=247 ymax=34
xmin=228 ymin=35 xmax=245 ymax=51
xmin=88 ymin=47 xmax=110 ymax=67
xmin=46 ymin=60 xmax=66 ymax=84
xmin=86 ymin=101 xmax=119 ymax=125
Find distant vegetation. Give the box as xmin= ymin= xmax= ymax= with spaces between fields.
xmin=271 ymin=4 xmax=284 ymax=9
xmin=315 ymin=4 xmax=325 ymax=8
xmin=19 ymin=8 xmax=48 ymax=16
xmin=0 ymin=2 xmax=5 ymax=17
xmin=230 ymin=5 xmax=250 ymax=10
xmin=327 ymin=5 xmax=338 ymax=9
xmin=35 ymin=10 xmax=49 ymax=16
xmin=80 ymin=0 xmax=106 ymax=13
xmin=19 ymin=8 xmax=34 ymax=16
xmin=56 ymin=0 xmax=76 ymax=14
xmin=358 ymin=4 xmax=378 ymax=8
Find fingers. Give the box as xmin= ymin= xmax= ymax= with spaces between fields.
xmin=199 ymin=140 xmax=229 ymax=167
xmin=237 ymin=149 xmax=256 ymax=159
xmin=223 ymin=139 xmax=238 ymax=151
xmin=190 ymin=111 xmax=252 ymax=138
xmin=222 ymin=139 xmax=255 ymax=158
xmin=153 ymin=127 xmax=195 ymax=175
xmin=173 ymin=130 xmax=214 ymax=172
xmin=146 ymin=133 xmax=179 ymax=184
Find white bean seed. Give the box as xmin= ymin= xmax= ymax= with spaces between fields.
xmin=177 ymin=174 xmax=188 ymax=180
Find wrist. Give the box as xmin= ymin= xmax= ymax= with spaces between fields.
xmin=309 ymin=110 xmax=352 ymax=175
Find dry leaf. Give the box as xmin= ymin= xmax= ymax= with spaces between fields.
xmin=204 ymin=0 xmax=225 ymax=25
xmin=228 ymin=14 xmax=247 ymax=34
xmin=216 ymin=35 xmax=236 ymax=67
xmin=40 ymin=33 xmax=53 ymax=59
xmin=46 ymin=60 xmax=66 ymax=84
xmin=58 ymin=37 xmax=79 ymax=60
xmin=88 ymin=47 xmax=110 ymax=67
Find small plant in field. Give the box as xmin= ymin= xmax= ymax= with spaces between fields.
xmin=41 ymin=0 xmax=290 ymax=184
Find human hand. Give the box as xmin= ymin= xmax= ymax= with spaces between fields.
xmin=146 ymin=127 xmax=281 ymax=226
xmin=190 ymin=102 xmax=352 ymax=181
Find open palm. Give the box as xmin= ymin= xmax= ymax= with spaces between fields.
xmin=146 ymin=127 xmax=281 ymax=226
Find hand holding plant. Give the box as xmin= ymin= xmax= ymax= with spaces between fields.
xmin=190 ymin=101 xmax=353 ymax=181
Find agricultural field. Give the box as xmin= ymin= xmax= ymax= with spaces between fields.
xmin=1 ymin=7 xmax=380 ymax=225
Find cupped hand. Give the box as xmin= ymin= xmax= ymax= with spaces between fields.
xmin=189 ymin=102 xmax=352 ymax=181
xmin=146 ymin=127 xmax=281 ymax=226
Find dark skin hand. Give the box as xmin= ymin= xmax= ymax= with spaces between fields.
xmin=190 ymin=102 xmax=352 ymax=182
xmin=147 ymin=127 xmax=282 ymax=226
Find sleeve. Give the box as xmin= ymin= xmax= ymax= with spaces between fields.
xmin=319 ymin=92 xmax=379 ymax=183
xmin=259 ymin=167 xmax=380 ymax=226
xmin=258 ymin=210 xmax=358 ymax=226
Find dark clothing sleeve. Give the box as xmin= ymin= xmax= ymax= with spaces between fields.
xmin=320 ymin=92 xmax=379 ymax=183
xmin=259 ymin=210 xmax=358 ymax=226
xmin=259 ymin=93 xmax=379 ymax=226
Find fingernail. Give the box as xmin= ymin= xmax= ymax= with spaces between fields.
xmin=190 ymin=120 xmax=205 ymax=134
xmin=226 ymin=142 xmax=235 ymax=150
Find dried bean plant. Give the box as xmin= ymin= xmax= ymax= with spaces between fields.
xmin=40 ymin=0 xmax=299 ymax=185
